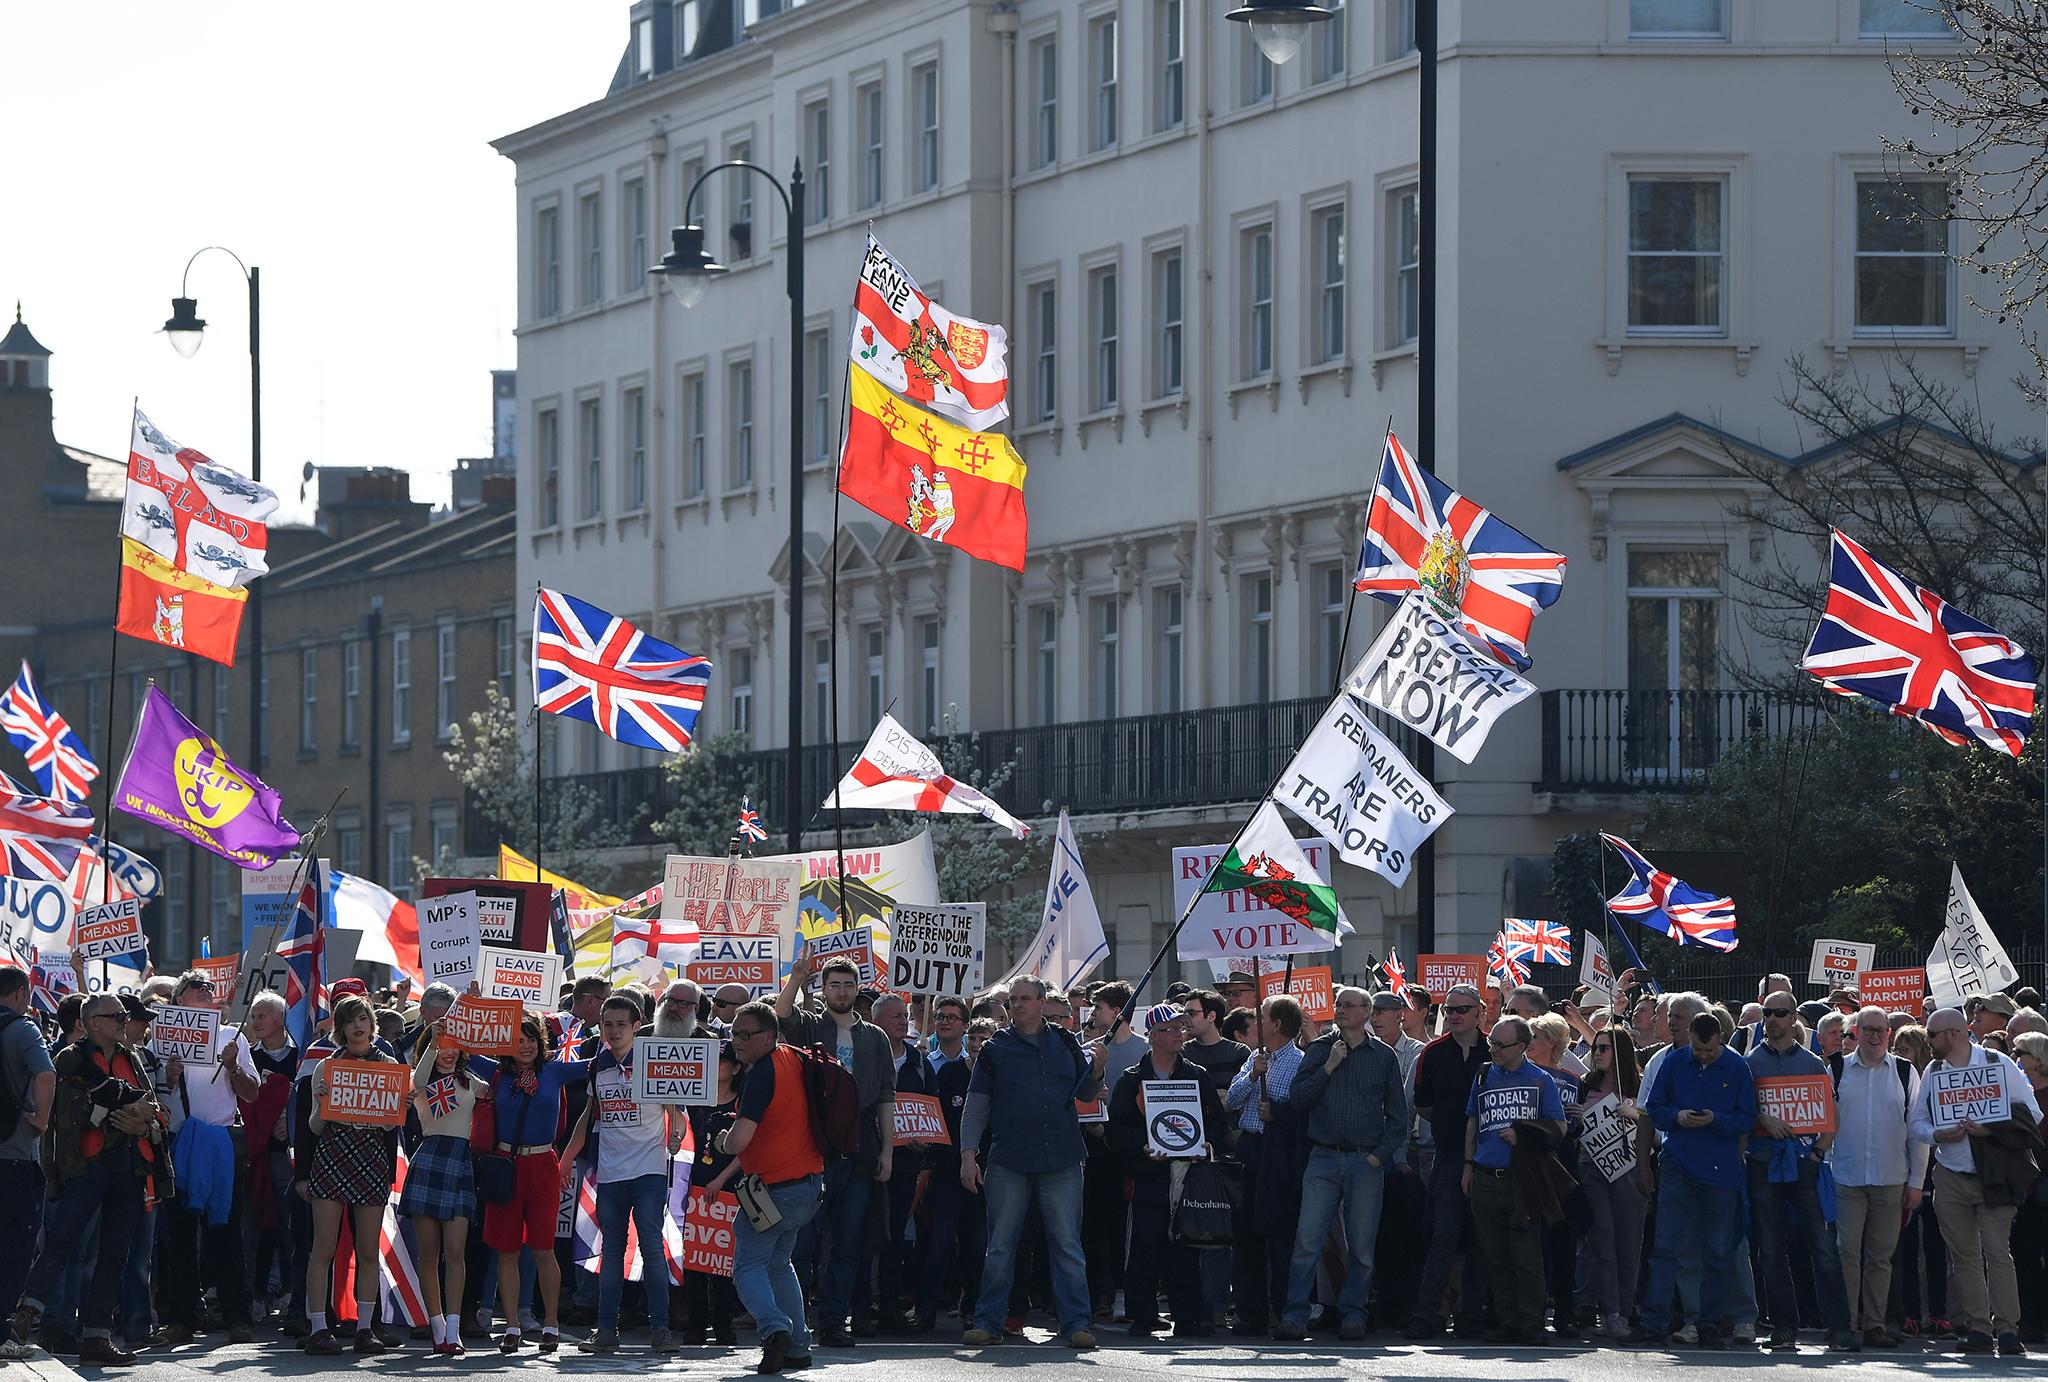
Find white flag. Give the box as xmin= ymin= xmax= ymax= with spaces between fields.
xmin=822 ymin=714 xmax=1031 ymax=839
xmin=1272 ymin=694 xmax=1450 ymax=887
xmin=1581 ymin=930 xmax=1615 ymax=1004
xmin=1346 ymin=594 xmax=1535 ymax=764
xmin=1005 ymin=811 xmax=1108 ymax=990
xmin=1927 ymin=863 xmax=2018 ymax=1010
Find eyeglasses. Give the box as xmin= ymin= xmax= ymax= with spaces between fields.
xmin=1488 ymin=1038 xmax=1526 ymax=1050
xmin=1445 ymin=1004 xmax=1478 ymax=1015
xmin=1762 ymin=1007 xmax=1793 ymax=1018
xmin=713 ymin=1000 xmax=740 ymax=1010
xmin=730 ymin=1027 xmax=765 ymax=1041
xmin=86 ymin=1010 xmax=123 ymax=1025
xmin=1857 ymin=1026 xmax=1889 ymax=1036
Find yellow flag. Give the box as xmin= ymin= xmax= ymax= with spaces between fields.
xmin=496 ymin=843 xmax=623 ymax=911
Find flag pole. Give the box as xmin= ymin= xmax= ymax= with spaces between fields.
xmin=1328 ymin=417 xmax=1394 ymax=701
xmin=531 ymin=582 xmax=544 ymax=884
xmin=95 ymin=402 xmax=141 ymax=903
xmin=824 ymin=239 xmax=866 ymax=931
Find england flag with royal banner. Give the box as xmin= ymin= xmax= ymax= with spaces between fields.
xmin=850 ymin=234 xmax=1009 ymax=429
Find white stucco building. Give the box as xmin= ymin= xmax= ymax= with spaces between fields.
xmin=493 ymin=0 xmax=2034 ymax=981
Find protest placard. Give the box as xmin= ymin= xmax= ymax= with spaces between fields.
xmin=1929 ymin=1063 xmax=2011 ymax=1129
xmin=440 ymin=994 xmax=523 ymax=1056
xmin=1579 ymin=1093 xmax=1638 ymax=1184
xmin=479 ymin=945 xmax=564 ymax=1013
xmin=1859 ymin=968 xmax=1926 ymax=1019
xmin=681 ymin=1188 xmax=740 ymax=1277
xmin=805 ymin=926 xmax=879 ymax=985
xmin=73 ymin=898 xmax=146 ymax=963
xmin=557 ymin=1173 xmax=578 ymax=1240
xmin=1272 ymin=695 xmax=1450 ymax=886
xmin=419 ymin=890 xmax=481 ymax=990
xmin=228 ymin=922 xmax=289 ymax=1025
xmin=1171 ymin=836 xmax=1343 ymax=964
xmin=633 ymin=1036 xmax=717 ymax=1104
xmin=1142 ymin=1079 xmax=1206 ymax=1158
xmin=240 ymin=857 xmax=317 ymax=949
xmin=1075 ymin=1096 xmax=1108 ymax=1124
xmin=424 ymin=878 xmax=551 ymax=952
xmin=893 ymin=1093 xmax=952 ymax=1145
xmin=662 ymin=855 xmax=801 ymax=939
xmin=1417 ymin=954 xmax=1486 ymax=999
xmin=150 ymin=1004 xmax=220 ymax=1065
xmin=317 ymin=1059 xmax=411 ymax=1126
xmin=1258 ymin=966 xmax=1336 ymax=1022
xmin=30 ymin=950 xmax=76 ymax=1005
xmin=1755 ymin=1074 xmax=1838 ymax=1135
xmin=1808 ymin=939 xmax=1876 ymax=990
xmin=686 ymin=933 xmax=779 ymax=997
xmin=192 ymin=953 xmax=239 ymax=997
xmin=888 ymin=903 xmax=985 ymax=998
xmin=1473 ymin=1068 xmax=1545 ymax=1139
xmin=1345 ymin=593 xmax=1536 ymax=764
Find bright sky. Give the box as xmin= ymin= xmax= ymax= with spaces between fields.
xmin=0 ymin=4 xmax=623 ymax=519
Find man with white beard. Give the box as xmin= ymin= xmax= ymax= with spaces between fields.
xmin=648 ymin=980 xmax=706 ymax=1039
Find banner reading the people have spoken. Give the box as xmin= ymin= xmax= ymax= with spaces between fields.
xmin=1346 ymin=593 xmax=1534 ymax=764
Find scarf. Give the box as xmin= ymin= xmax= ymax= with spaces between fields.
xmin=241 ymin=1071 xmax=293 ymax=1230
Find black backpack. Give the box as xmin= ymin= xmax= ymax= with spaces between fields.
xmin=788 ymin=1044 xmax=861 ymax=1160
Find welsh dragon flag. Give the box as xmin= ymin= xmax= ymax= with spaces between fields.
xmin=1193 ymin=802 xmax=1343 ymax=956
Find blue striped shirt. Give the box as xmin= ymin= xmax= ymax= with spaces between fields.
xmin=1225 ymin=1042 xmax=1304 ymax=1133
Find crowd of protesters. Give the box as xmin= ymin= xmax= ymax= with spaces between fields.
xmin=2 ymin=951 xmax=2046 ymax=1372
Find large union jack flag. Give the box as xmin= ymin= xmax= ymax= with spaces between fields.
xmin=1353 ymin=432 xmax=1567 ymax=670
xmin=277 ymin=875 xmax=326 ymax=1048
xmin=0 ymin=786 xmax=93 ymax=883
xmin=533 ymin=588 xmax=713 ymax=753
xmin=1602 ymin=834 xmax=1736 ymax=953
xmin=1801 ymin=530 xmax=2036 ymax=758
xmin=1501 ymin=917 xmax=1573 ymax=966
xmin=1380 ymin=947 xmax=1408 ymax=998
xmin=0 ymin=662 xmax=98 ymax=805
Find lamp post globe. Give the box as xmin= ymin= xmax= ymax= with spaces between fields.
xmin=653 ymin=225 xmax=726 ymax=311
xmin=1225 ymin=0 xmax=1332 ymax=65
xmin=163 ymin=296 xmax=206 ymax=358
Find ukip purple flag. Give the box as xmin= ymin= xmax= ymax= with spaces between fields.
xmin=114 ymin=685 xmax=300 ymax=868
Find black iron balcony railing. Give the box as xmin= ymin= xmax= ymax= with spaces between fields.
xmin=1539 ymin=688 xmax=1830 ymax=792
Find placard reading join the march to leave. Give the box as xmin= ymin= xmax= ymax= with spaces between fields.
xmin=1346 ymin=593 xmax=1535 ymax=764
xmin=1142 ymin=1079 xmax=1206 ymax=1158
xmin=479 ymin=945 xmax=563 ymax=1012
xmin=73 ymin=898 xmax=148 ymax=963
xmin=1929 ymin=1063 xmax=2012 ymax=1129
xmin=419 ymin=890 xmax=481 ymax=989
xmin=632 ymin=1036 xmax=718 ymax=1105
xmin=1579 ymin=1093 xmax=1638 ymax=1184
xmin=888 ymin=903 xmax=984 ymax=998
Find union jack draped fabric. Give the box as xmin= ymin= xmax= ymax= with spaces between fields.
xmin=737 ymin=795 xmax=768 ymax=844
xmin=1501 ymin=917 xmax=1573 ymax=966
xmin=1353 ymin=432 xmax=1567 ymax=670
xmin=1486 ymin=933 xmax=1530 ymax=987
xmin=571 ymin=1142 xmax=696 ymax=1285
xmin=533 ymin=588 xmax=713 ymax=753
xmin=1601 ymin=833 xmax=1737 ymax=953
xmin=1801 ymin=529 xmax=2037 ymax=758
xmin=277 ymin=876 xmax=326 ymax=1048
xmin=0 ymin=786 xmax=93 ymax=883
xmin=0 ymin=662 xmax=98 ymax=804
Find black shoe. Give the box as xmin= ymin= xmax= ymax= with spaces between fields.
xmin=714 ymin=1327 xmax=738 ymax=1346
xmin=1402 ymin=1317 xmax=1440 ymax=1341
xmin=818 ymin=1327 xmax=855 ymax=1348
xmin=1768 ymin=1327 xmax=1797 ymax=1351
xmin=1127 ymin=1318 xmax=1163 ymax=1336
xmin=1828 ymin=1328 xmax=1863 ymax=1353
xmin=1171 ymin=1323 xmax=1213 ymax=1339
xmin=1696 ymin=1327 xmax=1727 ymax=1350
xmin=1999 ymin=1332 xmax=2028 ymax=1356
xmin=757 ymin=1329 xmax=792 ymax=1375
xmin=850 ymin=1315 xmax=877 ymax=1338
xmin=1960 ymin=1330 xmax=1995 ymax=1354
xmin=781 ymin=1354 xmax=812 ymax=1371
xmin=1272 ymin=1320 xmax=1307 ymax=1341
xmin=1340 ymin=1320 xmax=1369 ymax=1342
xmin=1626 ymin=1325 xmax=1668 ymax=1346
xmin=78 ymin=1337 xmax=138 ymax=1368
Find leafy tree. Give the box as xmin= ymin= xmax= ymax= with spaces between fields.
xmin=654 ymin=730 xmax=764 ymax=855
xmin=887 ymin=728 xmax=1047 ymax=948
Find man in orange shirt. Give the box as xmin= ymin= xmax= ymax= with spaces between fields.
xmin=713 ymin=1002 xmax=825 ymax=1376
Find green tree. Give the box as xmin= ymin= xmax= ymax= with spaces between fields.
xmin=654 ymin=730 xmax=764 ymax=855
xmin=890 ymin=729 xmax=1046 ymax=948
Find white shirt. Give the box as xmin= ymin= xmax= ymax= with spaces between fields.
xmin=1829 ymin=1051 xmax=1928 ymax=1188
xmin=1908 ymin=1044 xmax=2041 ymax=1175
xmin=592 ymin=1054 xmax=669 ymax=1183
xmin=178 ymin=1024 xmax=258 ymax=1127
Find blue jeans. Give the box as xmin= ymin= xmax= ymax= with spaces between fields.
xmin=733 ymin=1175 xmax=823 ymax=1352
xmin=1284 ymin=1148 xmax=1387 ymax=1328
xmin=976 ymin=1163 xmax=1091 ymax=1336
xmin=596 ymin=1174 xmax=671 ymax=1331
xmin=120 ymin=1206 xmax=155 ymax=1342
xmin=1749 ymin=1157 xmax=1852 ymax=1331
xmin=1641 ymin=1162 xmax=1742 ymax=1334
xmin=0 ymin=1161 xmax=43 ymax=1322
xmin=812 ymin=1157 xmax=871 ymax=1331
xmin=23 ymin=1162 xmax=146 ymax=1339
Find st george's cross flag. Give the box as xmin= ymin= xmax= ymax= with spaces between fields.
xmin=1601 ymin=833 xmax=1737 ymax=953
xmin=1501 ymin=917 xmax=1573 ymax=967
xmin=0 ymin=785 xmax=94 ymax=884
xmin=839 ymin=368 xmax=1028 ymax=571
xmin=1801 ymin=530 xmax=2036 ymax=758
xmin=1353 ymin=432 xmax=1566 ymax=670
xmin=0 ymin=662 xmax=98 ymax=805
xmin=533 ymin=588 xmax=713 ymax=752
xmin=823 ymin=714 xmax=1031 ymax=838
xmin=851 ymin=235 xmax=1010 ymax=430
xmin=611 ymin=910 xmax=704 ymax=970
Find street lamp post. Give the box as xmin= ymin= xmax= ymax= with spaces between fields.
xmin=654 ymin=160 xmax=807 ymax=855
xmin=1225 ymin=0 xmax=1333 ymax=65
xmin=163 ymin=249 xmax=263 ymax=772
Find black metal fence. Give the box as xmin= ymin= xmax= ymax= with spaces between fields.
xmin=1540 ymin=688 xmax=1830 ymax=791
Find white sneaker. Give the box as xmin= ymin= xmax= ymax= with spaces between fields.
xmin=1673 ymin=1324 xmax=1699 ymax=1344
xmin=1 ymin=1340 xmax=35 ymax=1359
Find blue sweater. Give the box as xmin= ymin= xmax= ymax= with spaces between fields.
xmin=1646 ymin=1044 xmax=1755 ymax=1188
xmin=962 ymin=1022 xmax=1102 ymax=1173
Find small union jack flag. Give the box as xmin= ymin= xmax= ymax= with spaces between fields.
xmin=1602 ymin=833 xmax=1737 ymax=953
xmin=424 ymin=1077 xmax=461 ymax=1119
xmin=276 ymin=875 xmax=326 ymax=1048
xmin=1801 ymin=530 xmax=2036 ymax=758
xmin=1501 ymin=918 xmax=1572 ymax=967
xmin=0 ymin=786 xmax=93 ymax=883
xmin=737 ymin=796 xmax=768 ymax=844
xmin=1486 ymin=933 xmax=1530 ymax=987
xmin=533 ymin=588 xmax=713 ymax=753
xmin=0 ymin=662 xmax=98 ymax=805
xmin=1380 ymin=947 xmax=1408 ymax=998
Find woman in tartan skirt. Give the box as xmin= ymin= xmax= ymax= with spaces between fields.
xmin=400 ymin=1015 xmax=493 ymax=1356
xmin=302 ymin=995 xmax=402 ymax=1356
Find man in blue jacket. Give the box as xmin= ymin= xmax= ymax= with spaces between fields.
xmin=1631 ymin=1010 xmax=1755 ymax=1349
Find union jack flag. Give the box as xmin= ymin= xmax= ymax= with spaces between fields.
xmin=424 ymin=1076 xmax=461 ymax=1119
xmin=737 ymin=796 xmax=767 ymax=844
xmin=0 ymin=786 xmax=93 ymax=883
xmin=1380 ymin=947 xmax=1408 ymax=998
xmin=1486 ymin=933 xmax=1530 ymax=987
xmin=1353 ymin=432 xmax=1567 ymax=670
xmin=0 ymin=662 xmax=98 ymax=805
xmin=533 ymin=588 xmax=713 ymax=753
xmin=1801 ymin=530 xmax=2036 ymax=758
xmin=1601 ymin=833 xmax=1737 ymax=953
xmin=277 ymin=875 xmax=326 ymax=1048
xmin=1501 ymin=917 xmax=1572 ymax=966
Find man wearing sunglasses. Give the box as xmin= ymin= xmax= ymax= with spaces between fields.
xmin=1462 ymin=1016 xmax=1566 ymax=1345
xmin=1829 ymin=1006 xmax=1923 ymax=1349
xmin=1404 ymin=983 xmax=1490 ymax=1340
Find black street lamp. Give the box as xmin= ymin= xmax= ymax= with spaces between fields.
xmin=162 ymin=248 xmax=263 ymax=772
xmin=654 ymin=159 xmax=807 ymax=856
xmin=1225 ymin=0 xmax=1333 ymax=65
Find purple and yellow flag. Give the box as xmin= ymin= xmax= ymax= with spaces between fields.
xmin=114 ymin=685 xmax=299 ymax=868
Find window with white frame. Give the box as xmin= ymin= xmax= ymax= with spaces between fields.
xmin=807 ymin=330 xmax=832 ymax=465
xmin=391 ymin=628 xmax=412 ymax=745
xmin=1089 ymin=264 xmax=1118 ymax=412
xmin=729 ymin=360 xmax=755 ymax=488
xmin=913 ymin=63 xmax=940 ymax=192
xmin=1313 ymin=0 xmax=1345 ymax=81
xmin=537 ymin=204 xmax=561 ymax=316
xmin=436 ymin=620 xmax=457 ymax=738
xmin=1154 ymin=584 xmax=1183 ymax=712
xmin=1030 ymin=281 xmax=1057 ymax=421
xmin=1629 ymin=0 xmax=1726 ymax=37
xmin=335 ymin=808 xmax=364 ymax=876
xmin=386 ymin=808 xmax=415 ymax=900
xmin=919 ymin=617 xmax=942 ymax=735
xmin=538 ymin=406 xmax=562 ymax=527
xmin=680 ymin=155 xmax=707 ymax=241
xmin=1090 ymin=13 xmax=1118 ymax=151
xmin=1312 ymin=562 xmax=1349 ymax=691
xmin=1860 ymin=0 xmax=1950 ymax=36
xmin=857 ymin=81 xmax=884 ymax=209
xmin=1153 ymin=247 xmax=1183 ymax=397
xmin=579 ymin=190 xmax=603 ymax=306
xmin=1390 ymin=0 xmax=1417 ymax=56
xmin=729 ymin=647 xmax=754 ymax=742
xmin=299 ymin=646 xmax=318 ymax=754
xmin=163 ymin=845 xmax=187 ymax=963
xmin=622 ymin=175 xmax=647 ymax=292
xmin=681 ymin=371 xmax=707 ymax=498
xmin=813 ymin=634 xmax=832 ymax=741
xmin=806 ymin=100 xmax=830 ymax=224
xmin=343 ymin=639 xmax=361 ymax=748
xmin=1242 ymin=222 xmax=1275 ymax=378
xmin=1313 ymin=204 xmax=1346 ymax=363
xmin=1627 ymin=175 xmax=1724 ymax=332
xmin=729 ymin=139 xmax=754 ymax=260
xmin=1031 ymin=604 xmax=1057 ymax=724
xmin=623 ymin=385 xmax=647 ymax=510
xmin=1157 ymin=0 xmax=1184 ymax=130
xmin=430 ymin=802 xmax=459 ymax=870
xmin=864 ymin=624 xmax=885 ymax=725
xmin=1244 ymin=572 xmax=1275 ymax=701
xmin=1031 ymin=37 xmax=1058 ymax=169
xmin=1390 ymin=186 xmax=1420 ymax=346
xmin=1244 ymin=28 xmax=1273 ymax=104
xmin=1626 ymin=549 xmax=1723 ymax=776
xmin=579 ymin=396 xmax=602 ymax=520
xmin=1854 ymin=176 xmax=1951 ymax=332
xmin=495 ymin=617 xmax=513 ymax=703
xmin=674 ymin=0 xmax=701 ymax=60
xmin=1090 ymin=596 xmax=1119 ymax=718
